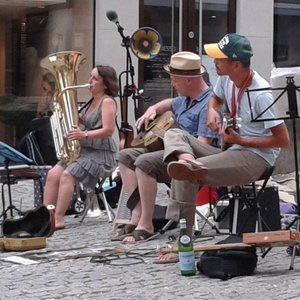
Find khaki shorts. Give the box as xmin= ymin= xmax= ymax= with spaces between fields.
xmin=117 ymin=148 xmax=170 ymax=184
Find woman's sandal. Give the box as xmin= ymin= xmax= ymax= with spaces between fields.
xmin=111 ymin=224 xmax=137 ymax=241
xmin=122 ymin=229 xmax=154 ymax=244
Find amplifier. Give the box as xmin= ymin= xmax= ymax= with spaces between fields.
xmin=230 ymin=185 xmax=281 ymax=234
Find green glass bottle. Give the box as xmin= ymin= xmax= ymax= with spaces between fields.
xmin=178 ymin=218 xmax=196 ymax=276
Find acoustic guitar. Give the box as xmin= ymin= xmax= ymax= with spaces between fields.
xmin=221 ymin=113 xmax=242 ymax=151
xmin=131 ymin=111 xmax=177 ymax=151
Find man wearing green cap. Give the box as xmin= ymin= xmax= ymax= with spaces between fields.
xmin=155 ymin=33 xmax=290 ymax=263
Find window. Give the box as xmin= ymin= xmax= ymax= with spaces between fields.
xmin=140 ymin=0 xmax=231 ymax=110
xmin=0 ymin=0 xmax=93 ymax=147
xmin=274 ymin=0 xmax=300 ymax=67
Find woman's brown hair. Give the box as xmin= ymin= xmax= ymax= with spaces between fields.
xmin=96 ymin=65 xmax=119 ymax=97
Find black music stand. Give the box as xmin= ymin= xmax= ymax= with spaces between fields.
xmin=0 ymin=141 xmax=33 ymax=220
xmin=246 ymin=76 xmax=300 ymax=270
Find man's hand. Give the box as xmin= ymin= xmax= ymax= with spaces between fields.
xmin=219 ymin=127 xmax=241 ymax=145
xmin=135 ymin=107 xmax=156 ymax=130
xmin=207 ymin=108 xmax=221 ymax=132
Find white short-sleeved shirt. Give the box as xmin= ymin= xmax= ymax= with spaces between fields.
xmin=214 ymin=71 xmax=283 ymax=166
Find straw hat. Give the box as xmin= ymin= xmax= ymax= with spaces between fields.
xmin=164 ymin=51 xmax=206 ymax=77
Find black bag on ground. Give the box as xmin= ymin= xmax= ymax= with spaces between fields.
xmin=197 ymin=235 xmax=257 ymax=280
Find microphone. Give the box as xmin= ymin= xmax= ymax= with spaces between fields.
xmin=106 ymin=10 xmax=119 ymax=24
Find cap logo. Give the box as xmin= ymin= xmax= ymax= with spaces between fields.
xmin=218 ymin=35 xmax=229 ymax=50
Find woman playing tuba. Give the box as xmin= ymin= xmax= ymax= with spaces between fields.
xmin=42 ymin=63 xmax=118 ymax=230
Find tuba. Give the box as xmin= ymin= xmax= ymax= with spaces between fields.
xmin=40 ymin=51 xmax=89 ymax=165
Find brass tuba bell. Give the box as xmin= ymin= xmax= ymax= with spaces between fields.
xmin=130 ymin=27 xmax=162 ymax=60
xmin=40 ymin=51 xmax=88 ymax=165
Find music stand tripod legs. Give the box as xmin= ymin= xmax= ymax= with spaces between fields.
xmin=0 ymin=160 xmax=23 ymax=219
xmin=259 ymin=77 xmax=300 ymax=269
xmin=279 ymin=78 xmax=300 ymax=270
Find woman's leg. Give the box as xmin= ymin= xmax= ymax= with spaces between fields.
xmin=54 ymin=170 xmax=76 ymax=228
xmin=43 ymin=165 xmax=64 ymax=206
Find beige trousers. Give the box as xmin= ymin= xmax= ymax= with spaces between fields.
xmin=163 ymin=128 xmax=270 ymax=225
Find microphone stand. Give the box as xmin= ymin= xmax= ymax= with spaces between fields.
xmin=247 ymin=77 xmax=300 ymax=270
xmin=113 ymin=20 xmax=139 ymax=148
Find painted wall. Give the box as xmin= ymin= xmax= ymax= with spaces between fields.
xmin=95 ymin=0 xmax=139 ymax=146
xmin=236 ymin=0 xmax=274 ymax=81
xmin=236 ymin=0 xmax=294 ymax=174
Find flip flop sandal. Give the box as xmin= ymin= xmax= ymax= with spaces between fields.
xmin=111 ymin=224 xmax=137 ymax=241
xmin=167 ymin=160 xmax=208 ymax=181
xmin=123 ymin=229 xmax=154 ymax=243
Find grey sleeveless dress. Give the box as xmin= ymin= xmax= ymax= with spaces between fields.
xmin=62 ymin=95 xmax=117 ymax=188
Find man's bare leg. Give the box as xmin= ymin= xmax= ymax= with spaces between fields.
xmin=118 ymin=162 xmax=141 ymax=226
xmin=123 ymin=167 xmax=157 ymax=243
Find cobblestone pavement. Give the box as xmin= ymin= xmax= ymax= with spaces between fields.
xmin=1 ymin=180 xmax=300 ymax=300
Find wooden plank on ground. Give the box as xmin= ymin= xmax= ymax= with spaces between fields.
xmin=158 ymin=242 xmax=252 ymax=254
xmin=158 ymin=230 xmax=300 ymax=253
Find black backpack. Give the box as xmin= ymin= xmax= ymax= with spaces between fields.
xmin=197 ymin=235 xmax=257 ymax=280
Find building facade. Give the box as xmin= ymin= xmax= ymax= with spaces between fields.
xmin=0 ymin=0 xmax=299 ymax=172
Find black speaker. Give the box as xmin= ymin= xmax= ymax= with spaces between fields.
xmin=230 ymin=185 xmax=281 ymax=234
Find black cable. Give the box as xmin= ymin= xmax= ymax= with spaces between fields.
xmin=90 ymin=248 xmax=159 ymax=266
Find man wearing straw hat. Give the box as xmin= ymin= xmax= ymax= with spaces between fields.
xmin=115 ymin=51 xmax=219 ymax=247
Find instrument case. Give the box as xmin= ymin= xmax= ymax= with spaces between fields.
xmin=1 ymin=205 xmax=55 ymax=251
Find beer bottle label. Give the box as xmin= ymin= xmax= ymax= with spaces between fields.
xmin=179 ymin=251 xmax=195 ymax=271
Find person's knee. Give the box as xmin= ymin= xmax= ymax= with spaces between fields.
xmin=47 ymin=167 xmax=61 ymax=184
xmin=60 ymin=170 xmax=75 ymax=185
xmin=117 ymin=149 xmax=130 ymax=164
xmin=135 ymin=155 xmax=149 ymax=170
xmin=135 ymin=156 xmax=159 ymax=180
xmin=117 ymin=149 xmax=138 ymax=169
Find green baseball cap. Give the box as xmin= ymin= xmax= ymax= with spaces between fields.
xmin=204 ymin=33 xmax=253 ymax=62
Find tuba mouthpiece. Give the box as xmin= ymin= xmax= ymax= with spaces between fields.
xmin=81 ymin=83 xmax=91 ymax=88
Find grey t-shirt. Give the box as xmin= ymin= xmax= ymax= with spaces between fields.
xmin=214 ymin=70 xmax=283 ymax=166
